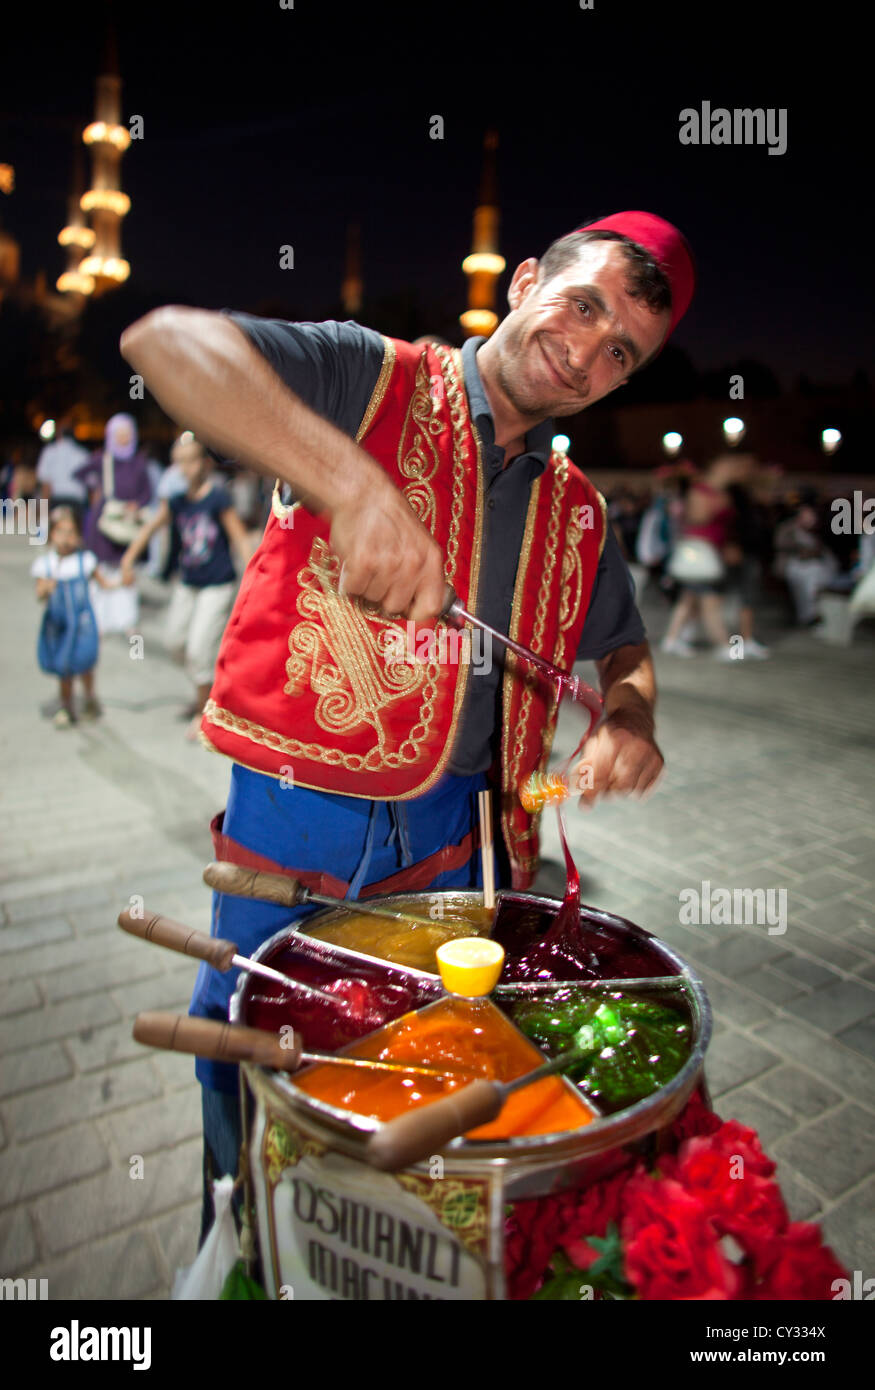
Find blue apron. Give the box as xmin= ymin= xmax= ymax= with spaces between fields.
xmin=191 ymin=764 xmax=493 ymax=1092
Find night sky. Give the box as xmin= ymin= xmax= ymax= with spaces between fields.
xmin=2 ymin=0 xmax=870 ymax=390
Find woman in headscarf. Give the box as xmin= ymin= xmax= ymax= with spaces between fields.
xmin=75 ymin=413 xmax=154 ymax=634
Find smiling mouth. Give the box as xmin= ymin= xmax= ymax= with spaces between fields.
xmin=539 ymin=339 xmax=580 ymax=393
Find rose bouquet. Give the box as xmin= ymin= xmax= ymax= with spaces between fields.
xmin=505 ymin=1092 xmax=847 ymax=1300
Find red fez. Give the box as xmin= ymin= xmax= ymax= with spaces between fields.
xmin=574 ymin=211 xmax=696 ymax=340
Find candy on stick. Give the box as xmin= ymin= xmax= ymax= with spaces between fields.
xmin=519 ymin=771 xmax=570 ymax=814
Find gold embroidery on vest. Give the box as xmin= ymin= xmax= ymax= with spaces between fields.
xmin=499 ymin=454 xmax=569 ymax=868
xmin=271 ymin=483 xmax=299 ymax=523
xmin=439 ymin=346 xmax=471 ymax=588
xmin=285 ymin=539 xmax=428 ymax=745
xmin=204 ymin=341 xmax=485 ymax=799
xmin=557 ymin=501 xmax=585 ymax=662
xmin=355 ymin=337 xmax=397 ymax=444
xmin=396 ymin=353 xmax=442 ymax=532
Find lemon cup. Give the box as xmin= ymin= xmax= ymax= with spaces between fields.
xmin=436 ymin=937 xmax=505 ymax=997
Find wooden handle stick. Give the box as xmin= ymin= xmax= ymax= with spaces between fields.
xmin=478 ymin=789 xmax=495 ymax=911
xmin=202 ymin=861 xmax=438 ymax=928
xmin=133 ymin=1011 xmax=303 ymax=1070
xmin=118 ymin=907 xmax=336 ymax=1004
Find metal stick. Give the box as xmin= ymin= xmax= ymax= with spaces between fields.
xmin=300 ymin=887 xmax=439 ymax=930
xmin=495 ymin=975 xmax=689 ymax=995
xmin=442 ymin=587 xmax=603 ymax=728
xmin=298 ymin=1053 xmax=471 ymax=1081
xmin=230 ymin=953 xmax=341 ymax=1006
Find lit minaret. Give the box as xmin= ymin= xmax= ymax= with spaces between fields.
xmin=57 ymin=135 xmax=96 ymax=297
xmin=0 ymin=162 xmax=17 ymax=305
xmin=341 ymin=221 xmax=363 ymax=315
xmin=79 ymin=27 xmax=131 ymax=293
xmin=459 ymin=129 xmax=505 ymax=338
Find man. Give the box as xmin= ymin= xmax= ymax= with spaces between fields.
xmin=120 ymin=209 xmax=695 ymax=1237
xmin=36 ymin=414 xmax=89 ymax=519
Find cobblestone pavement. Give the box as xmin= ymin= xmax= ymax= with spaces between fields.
xmin=1 ymin=530 xmax=873 ymax=1296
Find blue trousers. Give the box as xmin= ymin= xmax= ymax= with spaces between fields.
xmin=194 ymin=762 xmax=494 ymax=1240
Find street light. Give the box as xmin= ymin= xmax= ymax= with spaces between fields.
xmin=822 ymin=428 xmax=842 ymax=455
xmin=722 ymin=416 xmax=746 ymax=445
xmin=662 ymin=431 xmax=683 ymax=457
xmin=459 ymin=308 xmax=498 ymax=335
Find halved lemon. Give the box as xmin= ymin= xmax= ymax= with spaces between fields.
xmin=436 ymin=937 xmax=505 ymax=997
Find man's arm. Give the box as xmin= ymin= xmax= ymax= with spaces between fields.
xmin=119 ymin=307 xmax=445 ymax=621
xmin=572 ymin=641 xmax=664 ymax=803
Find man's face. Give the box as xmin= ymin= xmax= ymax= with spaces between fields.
xmin=491 ymin=241 xmax=671 ymax=421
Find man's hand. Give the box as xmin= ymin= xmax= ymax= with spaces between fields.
xmin=570 ymin=642 xmax=663 ymax=806
xmin=330 ymin=478 xmax=446 ymax=622
xmin=572 ymin=709 xmax=664 ymax=806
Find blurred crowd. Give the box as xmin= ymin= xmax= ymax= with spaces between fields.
xmin=3 ymin=422 xmax=874 ymax=735
xmin=606 ymin=455 xmax=875 ymax=658
xmin=3 ymin=415 xmax=272 ymax=733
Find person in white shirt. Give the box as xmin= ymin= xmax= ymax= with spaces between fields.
xmin=36 ymin=418 xmax=89 ymax=514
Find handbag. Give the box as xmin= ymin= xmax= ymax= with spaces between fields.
xmin=667 ymin=536 xmax=726 ymax=584
xmin=37 ymin=552 xmax=100 ymax=677
xmin=97 ymin=450 xmax=150 ymax=546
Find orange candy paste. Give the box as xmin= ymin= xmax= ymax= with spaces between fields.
xmin=294 ymin=996 xmax=595 ymax=1140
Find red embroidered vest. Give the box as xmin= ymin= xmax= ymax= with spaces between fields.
xmin=202 ymin=337 xmax=607 ymax=887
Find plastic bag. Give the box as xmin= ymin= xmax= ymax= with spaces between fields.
xmin=172 ymin=1174 xmax=239 ymax=1300
xmin=849 ymin=561 xmax=875 ymax=616
xmin=667 ymin=537 xmax=725 ymax=584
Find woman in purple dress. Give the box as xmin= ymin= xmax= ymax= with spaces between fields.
xmin=75 ymin=413 xmax=154 ymax=633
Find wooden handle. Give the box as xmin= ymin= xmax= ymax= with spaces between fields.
xmin=118 ymin=908 xmax=237 ymax=972
xmin=132 ymin=1012 xmax=302 ymax=1071
xmin=364 ymin=1080 xmax=503 ymax=1172
xmin=203 ymin=861 xmax=308 ymax=908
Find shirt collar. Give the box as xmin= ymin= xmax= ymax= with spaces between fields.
xmin=460 ymin=336 xmax=554 ymax=469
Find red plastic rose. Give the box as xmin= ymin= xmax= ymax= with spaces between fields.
xmin=668 ymin=1089 xmax=724 ymax=1143
xmin=663 ymin=1137 xmax=787 ymax=1267
xmin=505 ymin=1192 xmax=568 ymax=1299
xmin=752 ymin=1222 xmax=849 ymax=1300
xmin=705 ymin=1120 xmax=776 ymax=1177
xmin=562 ymin=1237 xmax=603 ymax=1270
xmin=558 ymin=1165 xmax=643 ymax=1253
xmin=622 ymin=1176 xmax=742 ymax=1300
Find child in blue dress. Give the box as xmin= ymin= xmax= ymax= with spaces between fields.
xmin=32 ymin=507 xmax=121 ymax=727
